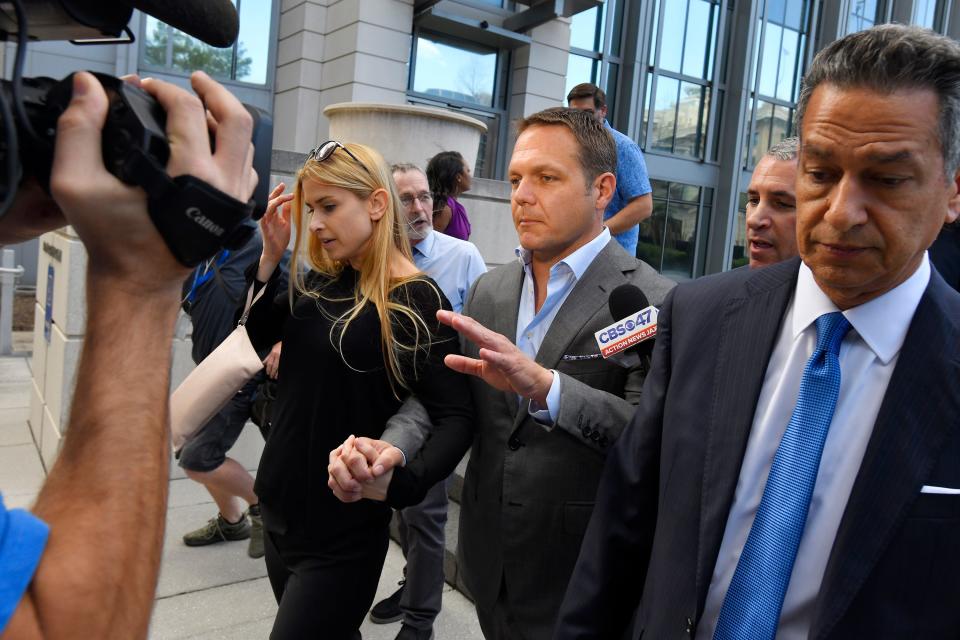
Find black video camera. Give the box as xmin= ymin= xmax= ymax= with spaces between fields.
xmin=0 ymin=0 xmax=272 ymax=267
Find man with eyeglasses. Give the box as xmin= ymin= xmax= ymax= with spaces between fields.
xmin=366 ymin=162 xmax=486 ymax=640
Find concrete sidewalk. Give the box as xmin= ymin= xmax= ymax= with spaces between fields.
xmin=1 ymin=351 xmax=484 ymax=639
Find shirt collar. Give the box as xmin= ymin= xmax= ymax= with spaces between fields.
xmin=792 ymin=253 xmax=931 ymax=364
xmin=412 ymin=229 xmax=437 ymax=258
xmin=515 ymin=227 xmax=612 ymax=279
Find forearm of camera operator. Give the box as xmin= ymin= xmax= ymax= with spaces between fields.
xmin=10 ymin=281 xmax=181 ymax=639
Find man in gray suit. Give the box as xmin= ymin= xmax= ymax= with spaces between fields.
xmin=329 ymin=108 xmax=674 ymax=639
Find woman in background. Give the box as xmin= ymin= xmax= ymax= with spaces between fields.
xmin=246 ymin=141 xmax=473 ymax=639
xmin=426 ymin=150 xmax=472 ymax=240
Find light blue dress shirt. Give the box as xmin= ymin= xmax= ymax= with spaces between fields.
xmin=412 ymin=230 xmax=487 ymax=314
xmin=516 ymin=228 xmax=612 ymax=424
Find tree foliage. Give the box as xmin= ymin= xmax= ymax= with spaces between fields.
xmin=144 ymin=23 xmax=253 ymax=80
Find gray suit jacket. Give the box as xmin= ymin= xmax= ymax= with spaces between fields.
xmin=458 ymin=240 xmax=674 ymax=639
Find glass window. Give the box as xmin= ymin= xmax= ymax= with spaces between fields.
xmin=640 ymin=179 xmax=706 ymax=278
xmin=750 ymin=99 xmax=774 ymax=166
xmin=236 ymin=0 xmax=272 ymax=84
xmin=662 ymin=201 xmax=699 ymax=277
xmin=649 ymin=0 xmax=661 ymax=68
xmin=784 ymin=0 xmax=806 ymax=29
xmin=659 ymin=0 xmax=688 ymax=73
xmin=758 ymin=23 xmax=781 ymax=98
xmin=412 ymin=34 xmax=498 ymax=108
xmin=847 ymin=0 xmax=880 ymax=34
xmin=644 ymin=0 xmax=720 ymax=160
xmin=674 ymin=82 xmax=709 ymax=158
xmin=566 ymin=54 xmax=597 ymax=98
xmin=776 ymin=27 xmax=799 ymax=102
xmin=730 ymin=192 xmax=750 ymax=269
xmin=651 ymin=76 xmax=680 ymax=152
xmin=571 ymin=7 xmax=602 ymax=51
xmin=912 ymin=0 xmax=938 ymax=28
xmin=683 ymin=0 xmax=713 ymax=80
xmin=745 ymin=0 xmax=809 ymax=169
xmin=141 ymin=0 xmax=273 ymax=85
xmin=605 ymin=62 xmax=620 ymax=121
xmin=638 ymin=200 xmax=667 ymax=272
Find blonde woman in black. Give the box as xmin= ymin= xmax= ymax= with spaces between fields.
xmin=245 ymin=141 xmax=473 ymax=639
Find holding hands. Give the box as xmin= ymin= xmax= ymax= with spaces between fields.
xmin=328 ymin=435 xmax=405 ymax=503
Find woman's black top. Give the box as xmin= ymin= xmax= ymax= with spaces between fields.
xmin=243 ymin=265 xmax=474 ymax=538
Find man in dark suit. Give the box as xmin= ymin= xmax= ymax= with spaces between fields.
xmin=555 ymin=24 xmax=960 ymax=640
xmin=328 ymin=108 xmax=674 ymax=639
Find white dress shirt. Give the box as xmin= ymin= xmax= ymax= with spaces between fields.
xmin=697 ymin=255 xmax=931 ymax=640
xmin=515 ymin=228 xmax=612 ymax=423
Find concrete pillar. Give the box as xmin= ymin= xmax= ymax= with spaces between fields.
xmin=273 ymin=0 xmax=413 ymax=153
xmin=28 ymin=228 xmax=196 ymax=475
xmin=506 ymin=18 xmax=570 ymax=162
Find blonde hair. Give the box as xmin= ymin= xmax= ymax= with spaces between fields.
xmin=289 ymin=142 xmax=439 ymax=394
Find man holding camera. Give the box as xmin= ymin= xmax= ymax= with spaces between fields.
xmin=0 ymin=69 xmax=258 ymax=638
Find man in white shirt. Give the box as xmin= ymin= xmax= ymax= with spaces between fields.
xmin=556 ymin=24 xmax=960 ymax=640
xmin=367 ymin=163 xmax=486 ymax=640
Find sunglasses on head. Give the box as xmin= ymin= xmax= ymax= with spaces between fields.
xmin=307 ymin=140 xmax=373 ymax=176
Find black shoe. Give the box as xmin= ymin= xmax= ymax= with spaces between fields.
xmin=369 ymin=581 xmax=405 ymax=624
xmin=395 ymin=623 xmax=433 ymax=640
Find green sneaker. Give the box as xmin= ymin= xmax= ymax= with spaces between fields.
xmin=182 ymin=513 xmax=251 ymax=547
xmin=247 ymin=504 xmax=265 ymax=559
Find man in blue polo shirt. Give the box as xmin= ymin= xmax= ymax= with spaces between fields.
xmin=568 ymin=82 xmax=652 ymax=257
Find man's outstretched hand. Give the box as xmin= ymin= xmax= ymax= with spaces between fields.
xmin=437 ymin=309 xmax=553 ymax=405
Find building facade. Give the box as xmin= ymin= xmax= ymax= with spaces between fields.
xmin=5 ymin=0 xmax=960 ymax=283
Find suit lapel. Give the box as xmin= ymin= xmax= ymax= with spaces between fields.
xmin=534 ymin=244 xmax=630 ymax=369
xmin=810 ymin=274 xmax=960 ymax=639
xmin=695 ymin=260 xmax=799 ymax=614
xmin=510 ymin=243 xmax=631 ymax=429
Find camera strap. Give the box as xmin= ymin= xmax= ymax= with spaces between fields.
xmin=130 ymin=152 xmax=256 ymax=268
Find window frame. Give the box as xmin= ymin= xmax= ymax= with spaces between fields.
xmin=640 ymin=0 xmax=726 ymax=164
xmin=406 ymin=27 xmax=511 ymax=180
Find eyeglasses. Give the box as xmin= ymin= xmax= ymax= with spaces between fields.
xmin=399 ymin=192 xmax=433 ymax=209
xmin=307 ymin=140 xmax=372 ymax=176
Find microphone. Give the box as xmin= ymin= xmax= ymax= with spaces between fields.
xmin=128 ymin=0 xmax=240 ymax=47
xmin=593 ymin=284 xmax=659 ymax=367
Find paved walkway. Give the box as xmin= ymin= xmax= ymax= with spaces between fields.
xmin=1 ymin=348 xmax=484 ymax=639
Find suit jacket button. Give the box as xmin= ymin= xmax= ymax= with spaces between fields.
xmin=686 ymin=617 xmax=694 ymax=635
xmin=507 ymin=436 xmax=521 ymax=451
xmin=581 ymin=426 xmax=592 ymax=438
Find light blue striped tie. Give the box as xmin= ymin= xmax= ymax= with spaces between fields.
xmin=714 ymin=311 xmax=851 ymax=640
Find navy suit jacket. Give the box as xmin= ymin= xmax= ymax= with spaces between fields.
xmin=555 ymin=257 xmax=960 ymax=639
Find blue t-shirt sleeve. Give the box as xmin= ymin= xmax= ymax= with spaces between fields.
xmin=0 ymin=494 xmax=49 ymax=634
xmin=617 ymin=138 xmax=652 ymax=201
